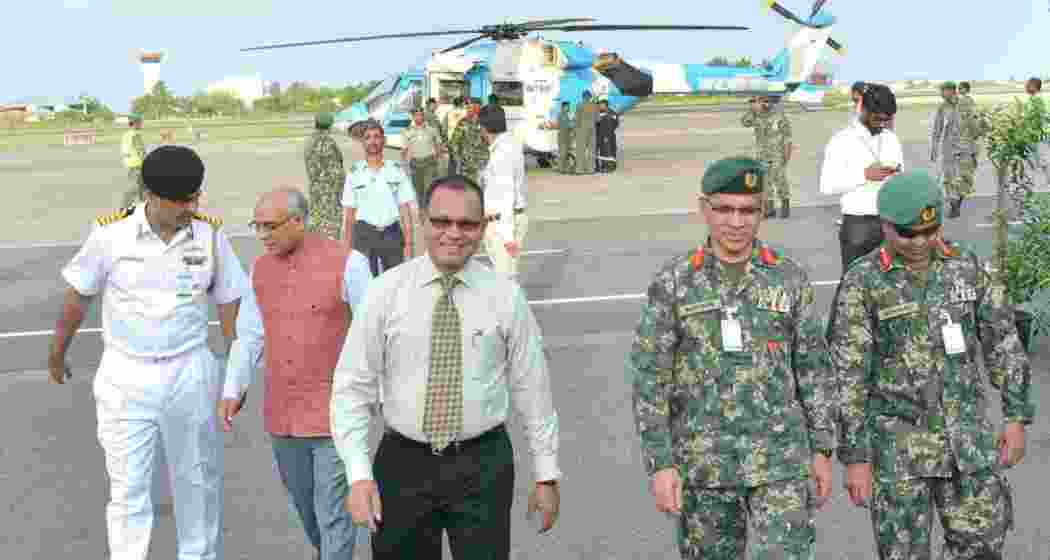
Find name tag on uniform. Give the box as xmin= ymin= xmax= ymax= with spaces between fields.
xmin=681 ymin=299 xmax=721 ymax=316
xmin=949 ymin=281 xmax=977 ymax=304
xmin=721 ymin=306 xmax=743 ymax=352
xmin=181 ymin=244 xmax=207 ymax=269
xmin=756 ymin=288 xmax=791 ymax=313
xmin=943 ymin=317 xmax=966 ymax=355
xmin=878 ymin=301 xmax=920 ymax=321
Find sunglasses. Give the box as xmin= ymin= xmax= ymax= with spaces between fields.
xmin=893 ymin=223 xmax=941 ymax=239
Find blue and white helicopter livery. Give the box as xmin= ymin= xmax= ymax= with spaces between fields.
xmin=242 ymin=1 xmax=843 ymax=167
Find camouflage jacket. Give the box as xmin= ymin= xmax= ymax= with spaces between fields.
xmin=304 ymin=130 xmax=346 ymax=185
xmin=828 ymin=241 xmax=1034 ymax=480
xmin=957 ymin=94 xmax=986 ymax=153
xmin=450 ymin=118 xmax=489 ymax=172
xmin=741 ymin=109 xmax=792 ymax=162
xmin=425 ymin=108 xmax=448 ymax=148
xmin=931 ymin=100 xmax=965 ymax=158
xmin=628 ymin=240 xmax=836 ymax=489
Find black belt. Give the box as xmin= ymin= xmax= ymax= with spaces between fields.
xmin=384 ymin=424 xmax=505 ymax=456
xmin=486 ymin=208 xmax=526 ymax=222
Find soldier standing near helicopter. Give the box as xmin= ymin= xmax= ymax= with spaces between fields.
xmin=574 ymin=91 xmax=598 ymax=175
xmin=450 ymin=98 xmax=490 ymax=185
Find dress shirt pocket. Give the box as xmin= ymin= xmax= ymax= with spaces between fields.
xmin=468 ymin=321 xmax=507 ymax=382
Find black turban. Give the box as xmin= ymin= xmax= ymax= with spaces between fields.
xmin=861 ymin=83 xmax=897 ymax=115
xmin=142 ymin=145 xmax=205 ymax=201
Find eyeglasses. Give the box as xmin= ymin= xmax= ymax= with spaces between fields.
xmin=248 ymin=217 xmax=292 ymax=235
xmin=428 ymin=216 xmax=483 ymax=233
xmin=893 ymin=223 xmax=941 ymax=240
xmin=703 ymin=199 xmax=763 ymax=219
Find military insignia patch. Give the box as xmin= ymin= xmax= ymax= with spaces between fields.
xmin=192 ymin=212 xmax=223 ymax=229
xmin=920 ymin=206 xmax=936 ymax=225
xmin=744 ymin=172 xmax=757 ymax=190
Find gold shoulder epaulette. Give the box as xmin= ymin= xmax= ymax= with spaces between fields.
xmin=95 ymin=207 xmax=133 ymax=227
xmin=192 ymin=212 xmax=223 ymax=229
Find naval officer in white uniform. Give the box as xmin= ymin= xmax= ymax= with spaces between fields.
xmin=47 ymin=145 xmax=247 ymax=560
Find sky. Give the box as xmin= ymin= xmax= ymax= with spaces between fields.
xmin=4 ymin=0 xmax=1049 ymax=112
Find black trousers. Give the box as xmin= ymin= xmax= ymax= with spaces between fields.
xmin=353 ymin=221 xmax=404 ymax=277
xmin=372 ymin=425 xmax=514 ymax=560
xmin=827 ymin=214 xmax=885 ymax=337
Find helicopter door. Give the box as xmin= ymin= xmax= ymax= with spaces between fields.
xmin=467 ymin=66 xmax=490 ymax=101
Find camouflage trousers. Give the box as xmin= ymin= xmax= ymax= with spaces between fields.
xmin=575 ymin=133 xmax=595 ymax=175
xmin=461 ymin=166 xmax=482 ymax=187
xmin=677 ymin=478 xmax=816 ymax=560
xmin=945 ymin=153 xmax=978 ymax=200
xmin=761 ymin=157 xmax=790 ymax=202
xmin=305 ymin=179 xmax=346 ymax=241
xmin=121 ymin=167 xmax=145 ymax=208
xmin=870 ymin=469 xmax=1014 ymax=560
xmin=558 ymin=133 xmax=574 ymax=173
xmin=410 ymin=155 xmax=439 ymax=205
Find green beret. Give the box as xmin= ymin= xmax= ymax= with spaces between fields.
xmin=128 ymin=113 xmax=143 ymax=123
xmin=701 ymin=157 xmax=765 ymax=195
xmin=940 ymin=81 xmax=957 ymax=90
xmin=315 ymin=112 xmax=334 ymax=128
xmin=877 ymin=170 xmax=944 ymax=227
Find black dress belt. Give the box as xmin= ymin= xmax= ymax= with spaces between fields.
xmin=384 ymin=424 xmax=506 ymax=455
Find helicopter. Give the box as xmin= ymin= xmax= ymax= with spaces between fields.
xmin=242 ymin=1 xmax=844 ymax=167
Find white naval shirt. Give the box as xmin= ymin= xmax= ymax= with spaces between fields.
xmin=341 ymin=160 xmax=415 ymax=228
xmin=480 ymin=132 xmax=527 ymax=241
xmin=819 ymin=120 xmax=904 ymax=216
xmin=330 ymin=256 xmax=561 ymax=485
xmin=61 ymin=203 xmax=246 ymax=358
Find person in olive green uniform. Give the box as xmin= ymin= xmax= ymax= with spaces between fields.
xmin=573 ymin=91 xmax=597 ymax=175
xmin=450 ymin=98 xmax=489 ymax=185
xmin=828 ymin=170 xmax=1034 ymax=560
xmin=554 ymin=101 xmax=574 ymax=173
xmin=629 ymin=157 xmax=836 ymax=560
xmin=303 ymin=112 xmax=347 ymax=240
xmin=120 ymin=113 xmax=147 ymax=208
xmin=402 ymin=107 xmax=442 ymax=205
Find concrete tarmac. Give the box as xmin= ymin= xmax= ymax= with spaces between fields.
xmin=2 ymin=104 xmax=1048 ymax=559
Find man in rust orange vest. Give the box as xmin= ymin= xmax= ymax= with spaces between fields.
xmin=220 ymin=187 xmax=373 ymax=560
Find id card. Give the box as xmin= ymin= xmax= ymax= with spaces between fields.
xmin=721 ymin=319 xmax=744 ymax=352
xmin=175 ymin=271 xmax=196 ymax=298
xmin=943 ymin=322 xmax=966 ymax=355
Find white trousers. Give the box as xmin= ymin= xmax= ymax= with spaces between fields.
xmin=93 ymin=344 xmax=224 ymax=560
xmin=483 ymin=212 xmax=529 ymax=278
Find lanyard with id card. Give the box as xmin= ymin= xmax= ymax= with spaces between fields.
xmin=940 ymin=310 xmax=966 ymax=356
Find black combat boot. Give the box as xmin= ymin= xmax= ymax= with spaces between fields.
xmin=779 ymin=198 xmax=790 ymax=219
xmin=766 ymin=200 xmax=777 ymax=218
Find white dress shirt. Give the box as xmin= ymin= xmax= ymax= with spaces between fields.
xmin=341 ymin=160 xmax=415 ymax=228
xmin=330 ymin=255 xmax=561 ymax=485
xmin=62 ymin=202 xmax=245 ymax=358
xmin=222 ymin=249 xmax=373 ymax=399
xmin=480 ymin=132 xmax=527 ymax=242
xmin=819 ymin=120 xmax=904 ymax=216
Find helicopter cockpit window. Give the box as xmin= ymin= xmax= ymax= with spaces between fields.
xmin=491 ymin=81 xmax=524 ymax=107
xmin=438 ymin=79 xmax=470 ymax=104
xmin=394 ymin=81 xmax=422 ymax=113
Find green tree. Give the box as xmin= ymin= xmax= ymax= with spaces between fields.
xmin=706 ymin=56 xmax=731 ymax=67
xmin=734 ymin=57 xmax=753 ymax=68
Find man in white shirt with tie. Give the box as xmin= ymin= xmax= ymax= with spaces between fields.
xmin=331 ymin=175 xmax=561 ymax=559
xmin=478 ymin=104 xmax=528 ymax=279
xmin=819 ymin=82 xmax=904 ymax=275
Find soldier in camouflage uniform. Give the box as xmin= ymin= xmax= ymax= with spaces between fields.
xmin=930 ymin=82 xmax=971 ymax=219
xmin=120 ymin=113 xmax=147 ymax=208
xmin=956 ymin=82 xmax=985 ymax=220
xmin=828 ymin=170 xmax=1034 ymax=560
xmin=303 ymin=112 xmax=346 ymax=240
xmin=450 ymin=98 xmax=489 ymax=185
xmin=741 ymin=95 xmax=793 ymax=219
xmin=629 ymin=157 xmax=836 ymax=560
xmin=424 ymin=97 xmax=449 ymax=157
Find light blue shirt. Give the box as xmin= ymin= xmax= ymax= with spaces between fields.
xmin=222 ymin=249 xmax=373 ymax=399
xmin=340 ymin=160 xmax=415 ymax=228
xmin=331 ymin=255 xmax=561 ymax=485
xmin=61 ymin=203 xmax=246 ymax=358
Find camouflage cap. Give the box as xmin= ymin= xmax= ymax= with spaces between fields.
xmin=877 ymin=170 xmax=944 ymax=227
xmin=940 ymin=81 xmax=957 ymax=90
xmin=315 ymin=112 xmax=334 ymax=128
xmin=701 ymin=157 xmax=765 ymax=195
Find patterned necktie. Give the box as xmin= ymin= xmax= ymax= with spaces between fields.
xmin=423 ymin=274 xmax=463 ymax=452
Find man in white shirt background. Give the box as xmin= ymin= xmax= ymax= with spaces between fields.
xmin=819 ymin=83 xmax=904 ymax=276
xmin=331 ymin=175 xmax=561 ymax=559
xmin=478 ymin=104 xmax=528 ymax=280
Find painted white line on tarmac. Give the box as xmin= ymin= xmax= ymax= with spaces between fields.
xmin=976 ymin=221 xmax=1022 ymax=228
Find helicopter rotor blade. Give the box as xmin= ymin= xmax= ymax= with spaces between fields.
xmin=810 ymin=0 xmax=829 ymax=19
xmin=440 ymin=35 xmax=488 ymax=54
xmin=522 ymin=17 xmax=596 ymax=29
xmin=767 ymin=1 xmax=808 ymax=26
xmin=827 ymin=36 xmax=844 ymax=53
xmin=540 ymin=24 xmax=749 ymax=32
xmin=241 ymin=29 xmax=485 ymax=52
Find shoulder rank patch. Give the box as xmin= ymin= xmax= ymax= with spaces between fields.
xmin=690 ymin=246 xmax=705 ymax=270
xmin=879 ymin=247 xmax=893 ymax=272
xmin=95 ymin=206 xmax=133 ymax=227
xmin=192 ymin=212 xmax=223 ymax=229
